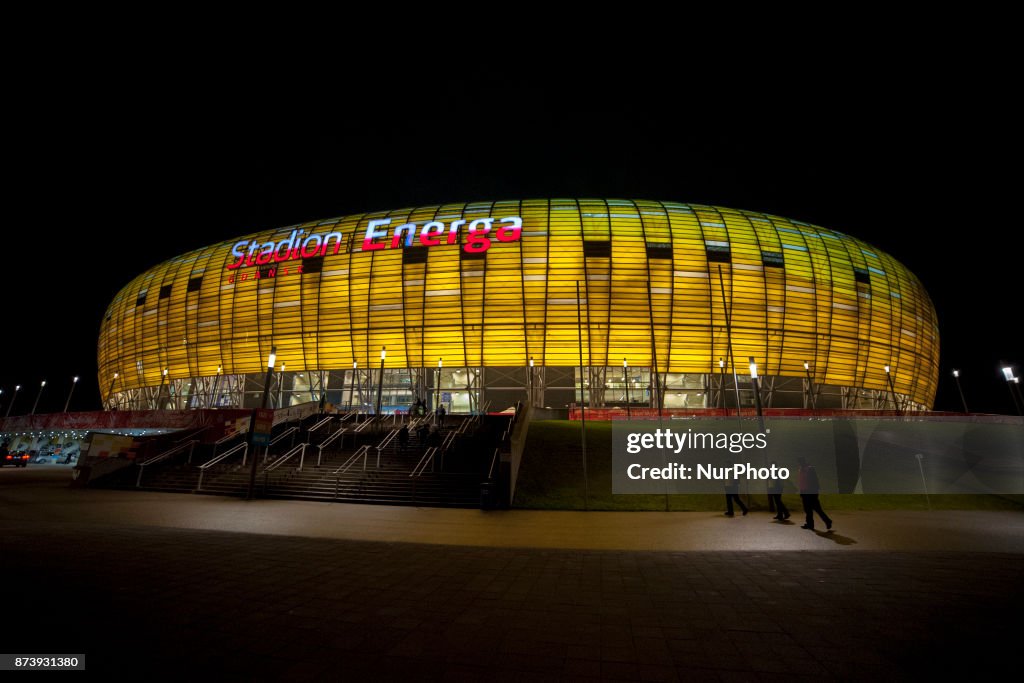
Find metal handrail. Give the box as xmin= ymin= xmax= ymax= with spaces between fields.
xmin=371 ymin=429 xmax=399 ymax=469
xmin=265 ymin=442 xmax=308 ymax=473
xmin=175 ymin=424 xmax=211 ymax=443
xmin=488 ymin=447 xmax=500 ymax=479
xmin=410 ymin=447 xmax=439 ymax=477
xmin=376 ymin=428 xmax=398 ymax=452
xmin=354 ymin=416 xmax=376 ymax=433
xmin=205 ymin=441 xmax=249 ymax=468
xmin=441 ymin=430 xmax=458 ymax=451
xmin=315 ymin=427 xmax=349 ymax=466
xmin=196 ymin=442 xmax=248 ymax=491
xmin=334 ymin=444 xmax=371 ymax=474
xmin=270 ymin=426 xmax=297 ymax=446
xmin=212 ymin=429 xmax=244 ymax=457
xmin=307 ymin=415 xmax=334 ymax=433
xmin=136 ymin=440 xmax=198 ymax=487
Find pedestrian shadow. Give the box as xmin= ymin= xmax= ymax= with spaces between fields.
xmin=772 ymin=519 xmax=796 ymax=525
xmin=813 ymin=530 xmax=857 ymax=546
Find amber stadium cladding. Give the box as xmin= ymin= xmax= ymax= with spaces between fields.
xmin=98 ymin=200 xmax=939 ymax=414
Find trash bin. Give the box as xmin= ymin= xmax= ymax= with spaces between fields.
xmin=480 ymin=480 xmax=496 ymax=510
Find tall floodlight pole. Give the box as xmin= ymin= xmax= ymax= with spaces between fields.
xmin=5 ymin=385 xmax=20 ymax=417
xmin=246 ymin=346 xmax=276 ymax=500
xmin=63 ymin=376 xmax=79 ymax=413
xmin=31 ymin=380 xmax=46 ymax=415
xmin=952 ymin=369 xmax=969 ymax=414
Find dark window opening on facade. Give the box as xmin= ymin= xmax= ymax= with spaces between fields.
xmin=762 ymin=251 xmax=785 ymax=268
xmin=646 ymin=243 xmax=673 ymax=259
xmin=159 ymin=285 xmax=172 ymax=299
xmin=706 ymin=246 xmax=731 ymax=263
xmin=402 ymin=248 xmax=428 ymax=265
xmin=187 ymin=276 xmax=203 ymax=292
xmin=854 ymin=268 xmax=870 ymax=284
xmin=302 ymin=256 xmax=324 ymax=273
xmin=583 ymin=241 xmax=611 ymax=258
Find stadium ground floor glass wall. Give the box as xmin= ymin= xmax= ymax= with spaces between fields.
xmin=105 ymin=365 xmax=925 ymax=414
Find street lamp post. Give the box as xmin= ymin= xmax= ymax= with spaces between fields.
xmin=436 ymin=358 xmax=443 ymax=413
xmin=246 ymin=346 xmax=276 ymax=500
xmin=528 ymin=357 xmax=534 ymax=407
xmin=278 ymin=362 xmax=286 ymax=409
xmin=884 ymin=365 xmax=901 ymax=416
xmin=375 ymin=346 xmax=386 ymax=417
xmin=803 ymin=361 xmax=816 ymax=410
xmin=749 ymin=357 xmax=765 ymax=433
xmin=108 ymin=372 xmax=120 ymax=410
xmin=5 ymin=385 xmax=20 ymax=418
xmin=718 ymin=359 xmax=725 ymax=410
xmin=350 ymin=361 xmax=358 ymax=420
xmin=1002 ymin=366 xmax=1023 ymax=415
xmin=31 ymin=380 xmax=46 ymax=415
xmin=623 ymin=358 xmax=631 ymax=419
xmin=63 ymin=376 xmax=79 ymax=413
xmin=952 ymin=369 xmax=969 ymax=414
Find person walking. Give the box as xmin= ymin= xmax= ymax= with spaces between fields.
xmin=724 ymin=478 xmax=748 ymax=517
xmin=797 ymin=456 xmax=832 ymax=530
xmin=768 ymin=463 xmax=790 ymax=521
xmin=436 ymin=403 xmax=446 ymax=427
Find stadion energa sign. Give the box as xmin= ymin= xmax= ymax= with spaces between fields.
xmin=226 ymin=215 xmax=523 ymax=273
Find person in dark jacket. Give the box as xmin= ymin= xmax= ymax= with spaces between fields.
xmin=398 ymin=424 xmax=409 ymax=454
xmin=768 ymin=463 xmax=790 ymax=521
xmin=797 ymin=456 xmax=832 ymax=530
xmin=724 ymin=477 xmax=747 ymax=516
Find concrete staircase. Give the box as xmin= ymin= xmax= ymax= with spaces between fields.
xmin=93 ymin=414 xmax=495 ymax=509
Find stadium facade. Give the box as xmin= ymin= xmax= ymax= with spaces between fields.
xmin=98 ymin=200 xmax=939 ymax=413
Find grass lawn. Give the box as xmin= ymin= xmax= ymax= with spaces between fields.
xmin=513 ymin=420 xmax=1024 ymax=511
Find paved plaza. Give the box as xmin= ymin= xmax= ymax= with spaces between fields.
xmin=2 ymin=467 xmax=1022 ymax=680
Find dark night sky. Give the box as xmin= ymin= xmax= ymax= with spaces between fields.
xmin=4 ymin=64 xmax=1020 ymax=415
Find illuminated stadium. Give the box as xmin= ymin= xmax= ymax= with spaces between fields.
xmin=98 ymin=199 xmax=939 ymax=414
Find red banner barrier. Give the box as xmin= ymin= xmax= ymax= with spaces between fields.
xmin=0 ymin=409 xmax=251 ymax=433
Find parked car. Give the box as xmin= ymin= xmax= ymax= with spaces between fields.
xmin=2 ymin=451 xmax=30 ymax=467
